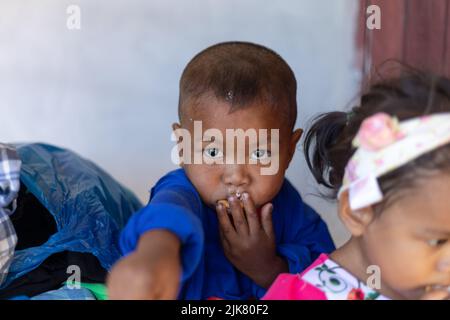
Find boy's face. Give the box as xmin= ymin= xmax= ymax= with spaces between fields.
xmin=173 ymin=95 xmax=302 ymax=210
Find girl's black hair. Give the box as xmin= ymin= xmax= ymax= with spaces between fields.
xmin=304 ymin=67 xmax=450 ymax=208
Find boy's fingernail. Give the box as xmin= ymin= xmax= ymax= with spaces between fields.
xmin=242 ymin=193 xmax=249 ymax=200
xmin=228 ymin=196 xmax=235 ymax=202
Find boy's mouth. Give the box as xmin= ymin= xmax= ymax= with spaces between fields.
xmin=216 ymin=190 xmax=245 ymax=213
xmin=217 ymin=198 xmax=244 ymax=214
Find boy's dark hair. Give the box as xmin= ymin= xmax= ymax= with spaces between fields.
xmin=304 ymin=68 xmax=450 ymax=209
xmin=178 ymin=41 xmax=297 ymax=129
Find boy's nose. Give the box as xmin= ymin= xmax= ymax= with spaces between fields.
xmin=222 ymin=164 xmax=250 ymax=189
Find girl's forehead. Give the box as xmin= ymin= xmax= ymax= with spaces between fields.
xmin=383 ymin=174 xmax=450 ymax=230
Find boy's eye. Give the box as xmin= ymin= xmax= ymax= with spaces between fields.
xmin=204 ymin=148 xmax=223 ymax=159
xmin=250 ymin=149 xmax=271 ymax=160
xmin=427 ymin=239 xmax=448 ymax=247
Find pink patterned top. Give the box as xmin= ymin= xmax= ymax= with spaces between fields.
xmin=262 ymin=254 xmax=389 ymax=300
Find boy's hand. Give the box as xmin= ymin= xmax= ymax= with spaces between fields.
xmin=216 ymin=193 xmax=288 ymax=289
xmin=107 ymin=230 xmax=182 ymax=300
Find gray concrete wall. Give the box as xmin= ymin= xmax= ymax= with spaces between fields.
xmin=0 ymin=0 xmax=360 ymax=246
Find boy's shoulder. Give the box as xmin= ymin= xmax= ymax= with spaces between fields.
xmin=152 ymin=168 xmax=193 ymax=190
xmin=273 ymin=178 xmax=322 ymax=221
xmin=275 ymin=178 xmax=304 ymax=206
xmin=149 ymin=168 xmax=200 ymax=201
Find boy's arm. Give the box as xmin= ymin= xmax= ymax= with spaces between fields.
xmin=107 ymin=229 xmax=181 ymax=299
xmin=120 ymin=185 xmax=205 ymax=279
xmin=108 ymin=181 xmax=205 ymax=299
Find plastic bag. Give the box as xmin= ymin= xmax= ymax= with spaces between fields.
xmin=0 ymin=143 xmax=142 ymax=289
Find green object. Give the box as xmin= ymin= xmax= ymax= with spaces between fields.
xmin=64 ymin=282 xmax=108 ymax=300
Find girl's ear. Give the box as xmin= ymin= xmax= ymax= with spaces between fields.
xmin=287 ymin=128 xmax=303 ymax=163
xmin=338 ymin=190 xmax=376 ymax=237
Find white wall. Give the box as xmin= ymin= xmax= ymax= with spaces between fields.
xmin=0 ymin=0 xmax=360 ymax=246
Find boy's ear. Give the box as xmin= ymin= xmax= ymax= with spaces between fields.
xmin=287 ymin=128 xmax=303 ymax=163
xmin=172 ymin=122 xmax=182 ymax=135
xmin=172 ymin=122 xmax=184 ymax=168
xmin=338 ymin=190 xmax=375 ymax=237
xmin=172 ymin=122 xmax=184 ymax=144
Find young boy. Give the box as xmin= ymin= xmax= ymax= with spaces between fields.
xmin=107 ymin=41 xmax=335 ymax=300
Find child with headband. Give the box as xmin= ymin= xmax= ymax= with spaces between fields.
xmin=263 ymin=71 xmax=450 ymax=300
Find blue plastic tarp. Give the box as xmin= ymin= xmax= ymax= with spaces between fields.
xmin=0 ymin=143 xmax=142 ymax=289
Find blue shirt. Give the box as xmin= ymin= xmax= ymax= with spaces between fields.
xmin=120 ymin=169 xmax=335 ymax=299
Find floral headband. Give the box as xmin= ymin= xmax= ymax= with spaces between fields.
xmin=338 ymin=112 xmax=450 ymax=210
